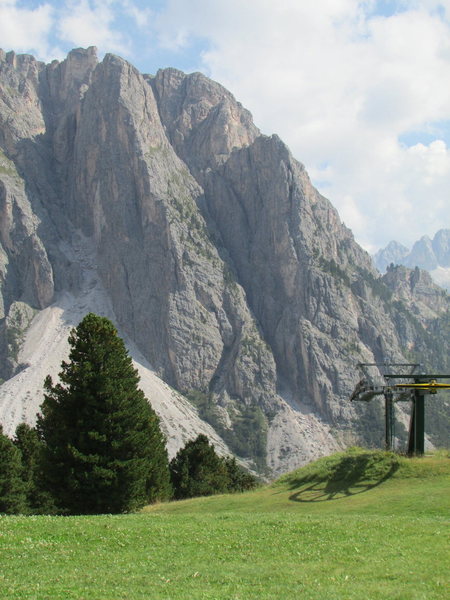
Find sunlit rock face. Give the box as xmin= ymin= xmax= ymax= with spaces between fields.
xmin=0 ymin=48 xmax=448 ymax=474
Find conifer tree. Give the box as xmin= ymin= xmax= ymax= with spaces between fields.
xmin=14 ymin=423 xmax=56 ymax=514
xmin=169 ymin=434 xmax=229 ymax=499
xmin=223 ymin=456 xmax=258 ymax=492
xmin=0 ymin=425 xmax=26 ymax=514
xmin=37 ymin=313 xmax=171 ymax=514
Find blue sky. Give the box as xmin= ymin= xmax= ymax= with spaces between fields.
xmin=1 ymin=0 xmax=450 ymax=253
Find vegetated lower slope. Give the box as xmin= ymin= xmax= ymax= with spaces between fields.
xmin=147 ymin=447 xmax=450 ymax=517
xmin=1 ymin=449 xmax=449 ymax=600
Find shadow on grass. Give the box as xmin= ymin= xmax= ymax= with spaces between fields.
xmin=289 ymin=453 xmax=400 ymax=503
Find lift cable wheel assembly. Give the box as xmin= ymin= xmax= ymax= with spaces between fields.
xmin=350 ymin=363 xmax=450 ymax=455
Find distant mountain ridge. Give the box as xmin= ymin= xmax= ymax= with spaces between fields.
xmin=0 ymin=48 xmax=448 ymax=474
xmin=373 ymin=230 xmax=450 ymax=291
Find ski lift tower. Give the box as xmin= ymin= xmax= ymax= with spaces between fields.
xmin=350 ymin=363 xmax=450 ymax=454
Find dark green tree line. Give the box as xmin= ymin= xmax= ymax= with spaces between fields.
xmin=0 ymin=424 xmax=26 ymax=514
xmin=1 ymin=315 xmax=257 ymax=515
xmin=13 ymin=423 xmax=56 ymax=514
xmin=169 ymin=434 xmax=258 ymax=500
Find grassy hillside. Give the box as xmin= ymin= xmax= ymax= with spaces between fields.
xmin=146 ymin=447 xmax=450 ymax=517
xmin=1 ymin=448 xmax=449 ymax=599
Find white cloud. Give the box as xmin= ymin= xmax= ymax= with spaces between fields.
xmin=121 ymin=0 xmax=152 ymax=28
xmin=0 ymin=0 xmax=54 ymax=60
xmin=57 ymin=0 xmax=130 ymax=56
xmin=1 ymin=1 xmax=449 ymax=251
xmin=154 ymin=0 xmax=450 ymax=250
xmin=0 ymin=1 xmax=153 ymax=62
xmin=323 ymin=137 xmax=450 ymax=252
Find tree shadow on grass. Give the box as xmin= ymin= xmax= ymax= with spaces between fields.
xmin=289 ymin=453 xmax=400 ymax=503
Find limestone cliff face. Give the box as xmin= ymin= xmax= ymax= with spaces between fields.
xmin=0 ymin=48 xmax=448 ymax=473
xmin=0 ymin=51 xmax=55 ymax=376
xmin=150 ymin=68 xmax=259 ymax=174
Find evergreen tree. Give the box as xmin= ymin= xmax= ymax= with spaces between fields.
xmin=223 ymin=456 xmax=258 ymax=492
xmin=13 ymin=423 xmax=56 ymax=514
xmin=37 ymin=313 xmax=171 ymax=514
xmin=169 ymin=434 xmax=229 ymax=499
xmin=0 ymin=425 xmax=26 ymax=514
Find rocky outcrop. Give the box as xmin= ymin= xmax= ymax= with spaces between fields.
xmin=374 ymin=230 xmax=450 ymax=291
xmin=382 ymin=265 xmax=450 ymax=376
xmin=373 ymin=241 xmax=409 ymax=273
xmin=0 ymin=48 xmax=448 ymax=473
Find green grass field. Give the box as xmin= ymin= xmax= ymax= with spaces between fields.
xmin=1 ymin=449 xmax=449 ymax=599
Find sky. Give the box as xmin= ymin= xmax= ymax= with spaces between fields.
xmin=1 ymin=0 xmax=449 ymax=253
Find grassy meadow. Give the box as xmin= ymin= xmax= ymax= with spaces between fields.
xmin=1 ymin=449 xmax=449 ymax=599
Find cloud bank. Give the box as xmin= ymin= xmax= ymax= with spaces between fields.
xmin=155 ymin=0 xmax=450 ymax=251
xmin=1 ymin=0 xmax=449 ymax=251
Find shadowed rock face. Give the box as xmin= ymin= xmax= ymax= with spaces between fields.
xmin=0 ymin=48 xmax=448 ymax=472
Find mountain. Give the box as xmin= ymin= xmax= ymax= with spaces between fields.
xmin=373 ymin=241 xmax=410 ymax=272
xmin=0 ymin=48 xmax=448 ymax=474
xmin=374 ymin=230 xmax=450 ymax=291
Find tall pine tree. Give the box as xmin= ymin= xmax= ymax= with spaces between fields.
xmin=0 ymin=425 xmax=26 ymax=514
xmin=37 ymin=313 xmax=171 ymax=514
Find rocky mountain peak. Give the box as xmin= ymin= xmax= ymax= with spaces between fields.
xmin=433 ymin=229 xmax=450 ymax=267
xmin=374 ymin=229 xmax=450 ymax=291
xmin=0 ymin=48 xmax=448 ymax=474
xmin=383 ymin=264 xmax=448 ymax=319
xmin=44 ymin=47 xmax=97 ymax=110
xmin=0 ymin=49 xmax=44 ymax=76
xmin=373 ymin=241 xmax=409 ymax=273
xmin=406 ymin=235 xmax=437 ymax=271
xmin=150 ymin=68 xmax=259 ymax=175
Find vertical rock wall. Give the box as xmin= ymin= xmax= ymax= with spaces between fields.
xmin=0 ymin=48 xmax=448 ymax=472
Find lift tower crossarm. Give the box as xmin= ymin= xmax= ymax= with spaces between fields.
xmin=384 ymin=374 xmax=450 ymax=380
xmin=350 ymin=364 xmax=450 ymax=455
